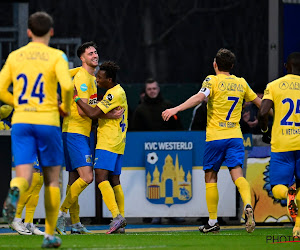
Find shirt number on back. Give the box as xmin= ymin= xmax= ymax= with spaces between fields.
xmin=280 ymin=98 xmax=300 ymax=126
xmin=17 ymin=73 xmax=45 ymax=104
xmin=226 ymin=96 xmax=239 ymax=120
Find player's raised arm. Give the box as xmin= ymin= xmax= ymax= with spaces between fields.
xmin=162 ymin=91 xmax=208 ymax=121
xmin=55 ymin=53 xmax=74 ymax=115
xmin=0 ymin=55 xmax=14 ymax=106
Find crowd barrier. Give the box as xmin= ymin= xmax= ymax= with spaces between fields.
xmin=1 ymin=131 xmax=293 ymax=222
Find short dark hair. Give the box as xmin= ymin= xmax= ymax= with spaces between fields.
xmin=77 ymin=41 xmax=97 ymax=58
xmin=28 ymin=12 xmax=53 ymax=37
xmin=98 ymin=61 xmax=120 ymax=82
xmin=145 ymin=78 xmax=156 ymax=84
xmin=215 ymin=48 xmax=236 ymax=72
xmin=287 ymin=52 xmax=300 ymax=72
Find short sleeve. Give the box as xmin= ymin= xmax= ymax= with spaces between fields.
xmin=201 ymin=75 xmax=214 ymax=96
xmin=74 ymin=74 xmax=90 ymax=99
xmin=244 ymin=79 xmax=257 ymax=102
xmin=97 ymin=89 xmax=120 ymax=114
xmin=262 ymin=83 xmax=273 ymax=101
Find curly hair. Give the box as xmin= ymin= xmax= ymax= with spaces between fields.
xmin=98 ymin=61 xmax=120 ymax=82
xmin=215 ymin=48 xmax=236 ymax=72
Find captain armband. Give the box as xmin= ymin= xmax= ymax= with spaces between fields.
xmin=198 ymin=87 xmax=210 ymax=97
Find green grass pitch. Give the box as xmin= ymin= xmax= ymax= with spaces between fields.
xmin=0 ymin=228 xmax=298 ymax=249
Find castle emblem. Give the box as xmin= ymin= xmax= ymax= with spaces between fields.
xmin=146 ymin=152 xmax=192 ymax=207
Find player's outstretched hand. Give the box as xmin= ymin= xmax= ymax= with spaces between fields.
xmin=162 ymin=107 xmax=178 ymax=121
xmin=107 ymin=107 xmax=124 ymax=119
xmin=262 ymin=128 xmax=271 ymax=144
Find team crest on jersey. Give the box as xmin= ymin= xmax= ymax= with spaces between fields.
xmin=80 ymin=83 xmax=88 ymax=92
xmin=85 ymin=155 xmax=92 ymax=163
xmin=106 ymin=94 xmax=114 ymax=101
xmin=145 ymin=149 xmax=192 ymax=207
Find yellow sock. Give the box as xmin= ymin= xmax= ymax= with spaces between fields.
xmin=44 ymin=186 xmax=60 ymax=235
xmin=272 ymin=184 xmax=288 ymax=200
xmin=235 ymin=177 xmax=252 ymax=207
xmin=10 ymin=177 xmax=29 ymax=197
xmin=66 ymin=185 xmax=81 ymax=224
xmin=24 ymin=174 xmax=43 ymax=223
xmin=16 ymin=173 xmax=40 ymax=219
xmin=295 ymin=188 xmax=300 ymax=227
xmin=206 ymin=183 xmax=218 ymax=220
xmin=60 ymin=178 xmax=88 ymax=213
xmin=113 ymin=185 xmax=125 ymax=217
xmin=98 ymin=181 xmax=119 ymax=218
xmin=15 ymin=173 xmax=40 ymax=219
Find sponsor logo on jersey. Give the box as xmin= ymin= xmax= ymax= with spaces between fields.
xmin=80 ymin=83 xmax=88 ymax=92
xmin=89 ymin=93 xmax=98 ymax=105
xmin=264 ymin=89 xmax=269 ymax=95
xmin=101 ymin=99 xmax=112 ymax=108
xmin=279 ymin=82 xmax=289 ymax=90
xmin=218 ymin=81 xmax=226 ymax=91
xmin=106 ymin=94 xmax=114 ymax=101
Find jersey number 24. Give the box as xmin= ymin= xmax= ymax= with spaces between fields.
xmin=17 ymin=73 xmax=45 ymax=104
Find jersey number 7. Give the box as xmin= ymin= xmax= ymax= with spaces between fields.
xmin=226 ymin=96 xmax=239 ymax=120
xmin=17 ymin=73 xmax=45 ymax=104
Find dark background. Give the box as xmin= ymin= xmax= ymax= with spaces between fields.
xmin=23 ymin=0 xmax=269 ymax=89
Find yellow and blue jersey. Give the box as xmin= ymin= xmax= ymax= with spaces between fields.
xmin=96 ymin=84 xmax=128 ymax=154
xmin=0 ymin=42 xmax=73 ymax=127
xmin=62 ymin=67 xmax=97 ymax=137
xmin=201 ymin=74 xmax=257 ymax=141
xmin=263 ymin=74 xmax=300 ymax=152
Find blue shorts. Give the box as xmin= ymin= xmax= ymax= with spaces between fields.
xmin=11 ymin=124 xmax=63 ymax=167
xmin=94 ymin=149 xmax=123 ymax=175
xmin=203 ymin=138 xmax=244 ymax=172
xmin=63 ymin=132 xmax=93 ymax=172
xmin=270 ymin=151 xmax=300 ymax=186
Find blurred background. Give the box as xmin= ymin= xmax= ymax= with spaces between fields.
xmin=0 ymin=0 xmax=299 ymax=226
xmin=1 ymin=0 xmax=297 ymax=129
